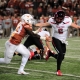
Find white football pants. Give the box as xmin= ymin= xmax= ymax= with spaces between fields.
xmin=0 ymin=40 xmax=30 ymax=71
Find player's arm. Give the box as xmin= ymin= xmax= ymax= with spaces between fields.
xmin=40 ymin=35 xmax=52 ymax=41
xmin=71 ymin=23 xmax=80 ymax=29
xmin=33 ymin=27 xmax=42 ymax=34
xmin=24 ymin=24 xmax=33 ymax=30
xmin=35 ymin=22 xmax=51 ymax=27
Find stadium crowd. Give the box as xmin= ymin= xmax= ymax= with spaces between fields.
xmin=0 ymin=0 xmax=80 ymax=38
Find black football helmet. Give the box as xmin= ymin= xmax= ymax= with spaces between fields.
xmin=54 ymin=10 xmax=65 ymax=23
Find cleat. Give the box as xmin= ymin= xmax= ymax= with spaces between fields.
xmin=17 ymin=70 xmax=29 ymax=75
xmin=29 ymin=51 xmax=34 ymax=60
xmin=45 ymin=50 xmax=50 ymax=61
xmin=56 ymin=70 xmax=62 ymax=76
xmin=45 ymin=50 xmax=55 ymax=61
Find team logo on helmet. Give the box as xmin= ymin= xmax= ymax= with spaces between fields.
xmin=21 ymin=14 xmax=34 ymax=24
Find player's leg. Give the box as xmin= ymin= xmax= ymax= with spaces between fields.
xmin=24 ymin=36 xmax=34 ymax=48
xmin=24 ymin=35 xmax=44 ymax=59
xmin=33 ymin=37 xmax=44 ymax=59
xmin=52 ymin=37 xmax=64 ymax=76
xmin=13 ymin=36 xmax=33 ymax=57
xmin=16 ymin=44 xmax=30 ymax=75
xmin=61 ymin=43 xmax=66 ymax=60
xmin=0 ymin=41 xmax=17 ymax=64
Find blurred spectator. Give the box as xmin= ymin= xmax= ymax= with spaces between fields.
xmin=76 ymin=16 xmax=80 ymax=26
xmin=76 ymin=16 xmax=80 ymax=36
xmin=6 ymin=5 xmax=14 ymax=16
xmin=65 ymin=7 xmax=74 ymax=16
xmin=76 ymin=4 xmax=80 ymax=16
xmin=7 ymin=0 xmax=15 ymax=8
xmin=0 ymin=15 xmax=3 ymax=38
xmin=7 ymin=0 xmax=20 ymax=9
xmin=62 ymin=0 xmax=73 ymax=9
xmin=24 ymin=1 xmax=29 ymax=13
xmin=19 ymin=0 xmax=25 ymax=15
xmin=33 ymin=0 xmax=38 ymax=17
xmin=53 ymin=0 xmax=59 ymax=8
xmin=42 ymin=4 xmax=47 ymax=16
xmin=47 ymin=0 xmax=54 ymax=8
xmin=2 ymin=14 xmax=12 ymax=38
xmin=47 ymin=4 xmax=53 ymax=16
xmin=58 ymin=0 xmax=64 ymax=6
xmin=57 ymin=5 xmax=63 ymax=11
xmin=27 ymin=0 xmax=34 ymax=15
xmin=0 ymin=0 xmax=7 ymax=9
xmin=36 ymin=0 xmax=42 ymax=7
xmin=37 ymin=3 xmax=43 ymax=18
xmin=11 ymin=13 xmax=20 ymax=31
xmin=52 ymin=6 xmax=58 ymax=16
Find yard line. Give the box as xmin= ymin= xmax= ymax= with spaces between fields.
xmin=33 ymin=62 xmax=45 ymax=64
xmin=10 ymin=62 xmax=18 ymax=64
xmin=66 ymin=47 xmax=80 ymax=50
xmin=65 ymin=56 xmax=80 ymax=59
xmin=0 ymin=66 xmax=80 ymax=78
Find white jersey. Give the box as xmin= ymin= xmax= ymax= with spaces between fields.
xmin=48 ymin=16 xmax=72 ymax=41
xmin=38 ymin=30 xmax=50 ymax=37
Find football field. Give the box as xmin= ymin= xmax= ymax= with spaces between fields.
xmin=0 ymin=37 xmax=80 ymax=80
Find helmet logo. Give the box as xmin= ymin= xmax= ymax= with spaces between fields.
xmin=27 ymin=16 xmax=30 ymax=18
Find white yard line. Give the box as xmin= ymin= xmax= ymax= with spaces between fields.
xmin=10 ymin=62 xmax=18 ymax=64
xmin=0 ymin=66 xmax=80 ymax=78
xmin=66 ymin=47 xmax=80 ymax=50
xmin=65 ymin=56 xmax=80 ymax=59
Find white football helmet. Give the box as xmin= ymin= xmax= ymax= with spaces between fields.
xmin=21 ymin=14 xmax=34 ymax=24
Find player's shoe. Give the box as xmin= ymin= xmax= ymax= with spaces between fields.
xmin=56 ymin=70 xmax=62 ymax=76
xmin=17 ymin=70 xmax=29 ymax=75
xmin=45 ymin=50 xmax=55 ymax=61
xmin=29 ymin=51 xmax=34 ymax=60
xmin=45 ymin=50 xmax=51 ymax=61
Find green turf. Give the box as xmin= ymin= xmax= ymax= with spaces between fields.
xmin=0 ymin=37 xmax=80 ymax=80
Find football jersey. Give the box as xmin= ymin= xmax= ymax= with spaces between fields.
xmin=9 ymin=22 xmax=31 ymax=45
xmin=48 ymin=16 xmax=72 ymax=41
xmin=38 ymin=30 xmax=50 ymax=37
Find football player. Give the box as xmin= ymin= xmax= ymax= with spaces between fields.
xmin=0 ymin=14 xmax=34 ymax=75
xmin=25 ymin=28 xmax=54 ymax=60
xmin=0 ymin=14 xmax=51 ymax=74
xmin=0 ymin=14 xmax=51 ymax=75
xmin=35 ymin=10 xmax=80 ymax=76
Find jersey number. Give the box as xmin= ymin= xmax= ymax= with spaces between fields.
xmin=58 ymin=28 xmax=63 ymax=34
xmin=16 ymin=25 xmax=22 ymax=34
